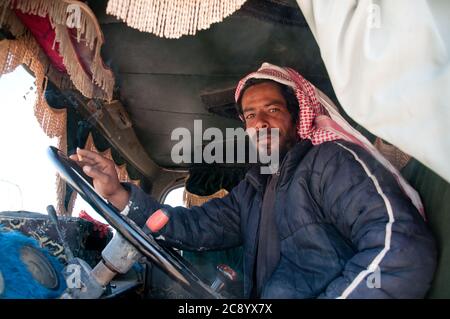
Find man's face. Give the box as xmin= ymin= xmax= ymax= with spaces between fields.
xmin=241 ymin=82 xmax=298 ymax=156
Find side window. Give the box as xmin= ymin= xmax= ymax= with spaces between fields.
xmin=163 ymin=186 xmax=186 ymax=207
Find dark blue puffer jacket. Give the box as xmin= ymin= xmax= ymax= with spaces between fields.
xmin=125 ymin=139 xmax=437 ymax=299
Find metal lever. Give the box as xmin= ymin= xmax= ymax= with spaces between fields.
xmin=46 ymin=205 xmax=74 ymax=261
xmin=210 ymin=264 xmax=238 ymax=293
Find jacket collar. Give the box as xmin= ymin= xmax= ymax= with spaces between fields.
xmin=245 ymin=139 xmax=313 ymax=192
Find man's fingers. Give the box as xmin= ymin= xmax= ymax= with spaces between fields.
xmin=76 ymin=148 xmax=108 ymax=164
xmin=82 ymin=165 xmax=110 ymax=184
xmin=71 ymin=149 xmax=115 ymax=178
xmin=69 ymin=154 xmax=97 ymax=168
xmin=78 ymin=158 xmax=97 ymax=167
xmin=69 ymin=153 xmax=95 ymax=164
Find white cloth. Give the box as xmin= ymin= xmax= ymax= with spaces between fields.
xmin=297 ymin=0 xmax=450 ymax=183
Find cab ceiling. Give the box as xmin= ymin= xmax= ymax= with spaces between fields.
xmin=90 ymin=0 xmax=336 ymax=168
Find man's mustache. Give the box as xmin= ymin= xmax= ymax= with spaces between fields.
xmin=245 ymin=128 xmax=279 ymax=143
xmin=258 ymin=131 xmax=270 ymax=139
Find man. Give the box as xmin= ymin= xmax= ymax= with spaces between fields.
xmin=71 ymin=63 xmax=436 ymax=299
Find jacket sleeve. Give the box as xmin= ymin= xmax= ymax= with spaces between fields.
xmin=316 ymin=142 xmax=437 ymax=299
xmin=122 ymin=182 xmax=243 ymax=251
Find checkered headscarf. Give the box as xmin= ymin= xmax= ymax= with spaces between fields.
xmin=235 ymin=63 xmax=425 ymax=217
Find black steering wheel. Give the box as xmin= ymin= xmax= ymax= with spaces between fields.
xmin=47 ymin=146 xmax=222 ymax=299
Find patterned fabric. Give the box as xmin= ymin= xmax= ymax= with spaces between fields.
xmin=235 ymin=63 xmax=425 ymax=217
xmin=0 ymin=211 xmax=111 ymax=266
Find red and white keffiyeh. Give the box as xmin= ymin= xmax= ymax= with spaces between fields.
xmin=235 ymin=62 xmax=425 ymax=217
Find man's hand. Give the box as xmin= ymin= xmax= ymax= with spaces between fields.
xmin=69 ymin=148 xmax=129 ymax=211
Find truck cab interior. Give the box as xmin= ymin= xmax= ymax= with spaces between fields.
xmin=0 ymin=0 xmax=449 ymax=299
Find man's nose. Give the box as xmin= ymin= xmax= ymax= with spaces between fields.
xmin=254 ymin=113 xmax=269 ymax=130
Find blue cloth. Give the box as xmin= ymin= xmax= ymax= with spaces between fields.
xmin=125 ymin=139 xmax=437 ymax=299
xmin=0 ymin=228 xmax=66 ymax=299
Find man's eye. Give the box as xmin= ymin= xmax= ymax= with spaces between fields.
xmin=245 ymin=114 xmax=255 ymax=120
xmin=269 ymin=108 xmax=279 ymax=113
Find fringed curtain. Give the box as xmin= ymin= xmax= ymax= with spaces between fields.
xmin=182 ymin=166 xmax=247 ymax=207
xmin=0 ymin=1 xmax=121 ymax=216
xmin=0 ymin=33 xmax=71 ymax=215
xmin=106 ymin=0 xmax=248 ymax=39
xmin=183 ymin=188 xmax=228 ymax=208
xmin=0 ymin=0 xmax=115 ymax=101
